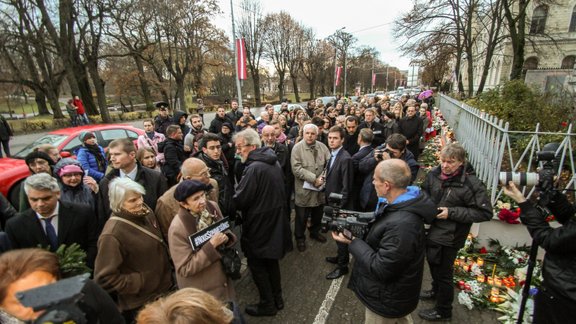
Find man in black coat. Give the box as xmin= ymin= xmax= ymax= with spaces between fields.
xmin=159 ymin=125 xmax=187 ymax=187
xmin=358 ymin=108 xmax=386 ymax=147
xmin=398 ymin=105 xmax=423 ymax=160
xmin=351 ymin=128 xmax=374 ymax=210
xmin=261 ymin=125 xmax=292 ymax=221
xmin=0 ymin=114 xmax=13 ymax=158
xmin=209 ymin=106 xmax=232 ymax=134
xmin=154 ymin=102 xmax=173 ymax=135
xmin=225 ymin=99 xmax=243 ymax=126
xmin=343 ymin=116 xmax=360 ymax=155
xmin=99 ymin=138 xmax=168 ymax=228
xmin=332 ymin=159 xmax=436 ymax=323
xmin=324 ymin=126 xmax=355 ymax=280
xmin=5 ymin=173 xmax=98 ymax=268
xmin=233 ymin=128 xmax=292 ymax=317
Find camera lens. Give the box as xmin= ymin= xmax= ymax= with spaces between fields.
xmin=499 ymin=172 xmax=539 ymax=187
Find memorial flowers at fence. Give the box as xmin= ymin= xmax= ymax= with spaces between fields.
xmin=454 ymin=235 xmax=542 ymax=323
xmin=494 ymin=198 xmax=520 ymax=224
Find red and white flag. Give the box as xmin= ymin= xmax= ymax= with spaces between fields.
xmin=372 ymin=72 xmax=376 ymax=86
xmin=236 ymin=38 xmax=247 ymax=80
xmin=335 ymin=66 xmax=342 ymax=86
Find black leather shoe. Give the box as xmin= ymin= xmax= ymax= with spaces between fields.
xmin=245 ymin=303 xmax=277 ymax=317
xmin=310 ymin=233 xmax=327 ymax=243
xmin=274 ymin=296 xmax=284 ymax=310
xmin=420 ymin=289 xmax=436 ymax=300
xmin=326 ymin=267 xmax=348 ymax=280
xmin=325 ymin=256 xmax=338 ymax=264
xmin=418 ymin=308 xmax=451 ymax=321
xmin=296 ymin=240 xmax=306 ymax=252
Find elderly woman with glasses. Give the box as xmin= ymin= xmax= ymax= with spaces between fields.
xmin=168 ymin=180 xmax=237 ymax=302
xmin=94 ymin=177 xmax=173 ymax=323
xmin=53 ymin=158 xmax=98 ymax=212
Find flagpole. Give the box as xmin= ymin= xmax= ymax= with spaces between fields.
xmin=230 ymin=0 xmax=243 ymax=109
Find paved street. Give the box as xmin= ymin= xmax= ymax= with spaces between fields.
xmin=233 ymin=219 xmax=502 ymax=323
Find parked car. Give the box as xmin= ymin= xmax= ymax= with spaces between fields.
xmin=316 ymin=96 xmax=336 ymax=106
xmin=0 ymin=124 xmax=144 ymax=206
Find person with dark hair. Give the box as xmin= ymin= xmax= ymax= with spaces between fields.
xmin=418 ymin=143 xmax=492 ymax=322
xmin=311 ymin=116 xmax=328 ymax=146
xmin=65 ymin=99 xmax=79 ymax=127
xmin=350 ymin=128 xmax=374 ymax=210
xmin=343 ymin=116 xmax=360 ymax=155
xmin=0 ymin=248 xmax=124 ymax=324
xmin=195 ymin=133 xmax=235 ymax=220
xmin=358 ymin=108 xmax=386 ymax=147
xmin=19 ymin=151 xmax=56 ymax=212
xmin=398 ymin=105 xmax=424 ymax=160
xmin=99 ymin=138 xmax=167 ymax=227
xmin=95 ymin=178 xmax=172 ymax=323
xmin=6 ymin=173 xmax=98 ymax=268
xmin=210 ymin=106 xmax=232 ymax=134
xmin=154 ymin=102 xmax=173 ymax=135
xmin=226 ymin=100 xmax=243 ymax=126
xmin=358 ymin=133 xmax=419 ymax=212
xmin=168 ymin=180 xmax=237 ymax=301
xmin=136 ymin=148 xmax=161 ymax=172
xmin=381 ymin=111 xmax=400 ymax=141
xmin=233 ymin=129 xmax=292 ymax=317
xmin=159 ymin=125 xmax=186 ymax=187
xmin=219 ymin=122 xmax=236 ymax=185
xmin=173 ymin=110 xmax=190 ymax=140
xmin=137 ymin=119 xmax=166 ymax=165
xmin=76 ymin=131 xmax=107 ymax=182
xmin=324 ymin=126 xmax=355 ymax=280
xmin=0 ymin=114 xmax=12 ymax=158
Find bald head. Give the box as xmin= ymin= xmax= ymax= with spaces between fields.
xmin=181 ymin=158 xmax=210 ymax=184
xmin=261 ymin=125 xmax=277 ymax=147
xmin=376 ymin=159 xmax=411 ymax=189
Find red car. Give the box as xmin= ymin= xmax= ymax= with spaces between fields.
xmin=0 ymin=124 xmax=144 ymax=206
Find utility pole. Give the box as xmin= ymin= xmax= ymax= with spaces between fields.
xmin=230 ymin=0 xmax=243 ymax=109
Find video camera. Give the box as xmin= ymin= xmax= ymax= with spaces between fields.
xmin=320 ymin=193 xmax=374 ymax=239
xmin=17 ymin=274 xmax=89 ymax=324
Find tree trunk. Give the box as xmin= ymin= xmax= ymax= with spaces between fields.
xmin=277 ymin=73 xmax=285 ymax=102
xmin=291 ymin=74 xmax=300 ymax=103
xmin=252 ymin=73 xmax=262 ymax=106
xmin=87 ymin=60 xmax=111 ymax=123
xmin=308 ymin=78 xmax=316 ymax=100
xmin=34 ymin=90 xmax=50 ymax=116
xmin=176 ymin=77 xmax=186 ymax=112
xmin=134 ymin=56 xmax=153 ymax=111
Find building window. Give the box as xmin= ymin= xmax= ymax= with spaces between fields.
xmin=570 ymin=6 xmax=576 ymax=32
xmin=529 ymin=5 xmax=548 ymax=34
xmin=523 ymin=57 xmax=539 ymax=70
xmin=562 ymin=56 xmax=576 ymax=69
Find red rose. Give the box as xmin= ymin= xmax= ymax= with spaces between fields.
xmin=498 ymin=208 xmax=520 ymax=224
xmin=479 ymin=247 xmax=488 ymax=254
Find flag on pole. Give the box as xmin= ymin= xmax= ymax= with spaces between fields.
xmin=236 ymin=38 xmax=247 ymax=80
xmin=372 ymin=72 xmax=376 ymax=86
xmin=335 ymin=66 xmax=342 ymax=86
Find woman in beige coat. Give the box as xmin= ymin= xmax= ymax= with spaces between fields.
xmin=168 ymin=180 xmax=237 ymax=302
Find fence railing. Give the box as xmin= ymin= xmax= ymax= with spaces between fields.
xmin=438 ymin=94 xmax=576 ymax=205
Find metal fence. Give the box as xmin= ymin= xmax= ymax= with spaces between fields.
xmin=438 ymin=94 xmax=576 ymax=205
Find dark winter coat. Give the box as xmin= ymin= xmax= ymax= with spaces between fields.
xmin=196 ymin=152 xmax=235 ymax=217
xmin=0 ymin=193 xmax=16 ymax=230
xmin=398 ymin=115 xmax=423 ymax=147
xmin=358 ymin=121 xmax=386 ymax=147
xmin=159 ymin=138 xmax=186 ymax=185
xmin=0 ymin=115 xmax=13 ymax=140
xmin=209 ymin=115 xmax=232 ymax=134
xmin=233 ymin=147 xmax=292 ymax=259
xmin=518 ymin=196 xmax=576 ymax=303
xmin=154 ymin=114 xmax=173 ymax=135
xmin=422 ymin=165 xmax=492 ymax=249
xmin=348 ymin=187 xmax=436 ymax=318
xmin=173 ymin=111 xmax=191 ymax=136
xmin=54 ymin=158 xmax=97 ymax=211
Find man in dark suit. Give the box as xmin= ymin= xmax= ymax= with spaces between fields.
xmin=358 ymin=108 xmax=386 ymax=147
xmin=99 ymin=138 xmax=168 ymax=229
xmin=351 ymin=128 xmax=374 ymax=210
xmin=5 ymin=173 xmax=98 ymax=267
xmin=323 ymin=126 xmax=354 ymax=280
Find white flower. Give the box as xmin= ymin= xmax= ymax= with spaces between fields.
xmin=458 ymin=291 xmax=474 ymax=310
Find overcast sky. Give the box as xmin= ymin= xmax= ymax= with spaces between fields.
xmin=216 ymin=0 xmax=415 ymax=71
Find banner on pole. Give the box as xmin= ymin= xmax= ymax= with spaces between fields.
xmin=372 ymin=72 xmax=376 ymax=86
xmin=236 ymin=38 xmax=247 ymax=80
xmin=335 ymin=66 xmax=342 ymax=86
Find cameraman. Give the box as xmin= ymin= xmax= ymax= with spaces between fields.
xmin=332 ymin=159 xmax=436 ymax=323
xmin=357 ymin=133 xmax=419 ymax=212
xmin=503 ymin=182 xmax=576 ymax=323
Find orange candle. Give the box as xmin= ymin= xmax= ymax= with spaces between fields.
xmin=487 ymin=277 xmax=494 ymax=285
xmin=476 ymin=257 xmax=484 ymax=267
xmin=476 ymin=274 xmax=485 ymax=283
xmin=494 ymin=277 xmax=502 ymax=287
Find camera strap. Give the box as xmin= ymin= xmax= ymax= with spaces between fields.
xmin=110 ymin=216 xmax=165 ymax=244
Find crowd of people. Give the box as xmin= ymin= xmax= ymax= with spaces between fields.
xmin=0 ymin=92 xmax=499 ymax=324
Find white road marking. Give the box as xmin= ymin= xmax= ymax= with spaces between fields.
xmin=313 ymin=275 xmax=344 ymax=324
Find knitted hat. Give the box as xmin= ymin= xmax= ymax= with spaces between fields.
xmin=221 ymin=122 xmax=233 ymax=131
xmin=58 ymin=164 xmax=84 ymax=177
xmin=79 ymin=131 xmax=95 ymax=142
xmin=174 ymin=180 xmax=213 ymax=202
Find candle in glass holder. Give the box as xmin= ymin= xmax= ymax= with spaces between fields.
xmin=494 ymin=277 xmax=502 ymax=287
xmin=459 ymin=256 xmax=465 ymax=266
xmin=476 ymin=274 xmax=486 ymax=283
xmin=454 ymin=258 xmax=460 ymax=267
xmin=487 ymin=277 xmax=494 ymax=285
xmin=491 ymin=287 xmax=500 ymax=296
xmin=490 ymin=295 xmax=500 ymax=303
xmin=476 ymin=257 xmax=484 ymax=267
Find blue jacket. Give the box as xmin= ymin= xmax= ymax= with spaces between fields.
xmin=76 ymin=146 xmax=107 ymax=182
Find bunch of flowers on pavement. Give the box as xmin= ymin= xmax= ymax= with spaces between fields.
xmin=453 ymin=234 xmax=542 ymax=323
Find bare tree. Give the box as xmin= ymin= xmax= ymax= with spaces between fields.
xmin=262 ymin=11 xmax=294 ymax=101
xmin=328 ymin=29 xmax=356 ymax=96
xmin=302 ymin=37 xmax=332 ymax=99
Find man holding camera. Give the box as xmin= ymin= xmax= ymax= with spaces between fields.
xmin=503 ymin=181 xmax=576 ymax=323
xmin=332 ymin=159 xmax=436 ymax=323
